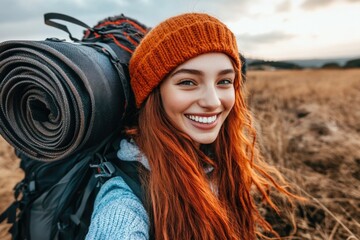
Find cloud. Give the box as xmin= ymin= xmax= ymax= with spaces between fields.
xmin=0 ymin=0 xmax=259 ymax=43
xmin=276 ymin=0 xmax=292 ymax=12
xmin=235 ymin=31 xmax=294 ymax=56
xmin=194 ymin=0 xmax=253 ymax=21
xmin=0 ymin=0 xmax=253 ymax=25
xmin=301 ymin=0 xmax=360 ymax=11
xmin=0 ymin=0 xmax=154 ymax=24
xmin=301 ymin=0 xmax=335 ymax=10
xmin=238 ymin=31 xmax=294 ymax=44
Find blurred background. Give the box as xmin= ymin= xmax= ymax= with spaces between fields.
xmin=0 ymin=0 xmax=359 ymax=239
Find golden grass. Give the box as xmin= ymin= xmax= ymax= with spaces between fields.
xmin=247 ymin=69 xmax=360 ymax=239
xmin=0 ymin=136 xmax=23 ymax=240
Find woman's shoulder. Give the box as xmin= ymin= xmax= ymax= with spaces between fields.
xmin=86 ymin=176 xmax=149 ymax=240
xmin=94 ymin=176 xmax=141 ymax=205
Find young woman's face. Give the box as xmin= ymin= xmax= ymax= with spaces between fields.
xmin=160 ymin=52 xmax=236 ymax=146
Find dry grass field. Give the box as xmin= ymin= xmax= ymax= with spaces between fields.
xmin=0 ymin=69 xmax=359 ymax=239
xmin=247 ymin=69 xmax=360 ymax=239
xmin=0 ymin=137 xmax=23 ymax=240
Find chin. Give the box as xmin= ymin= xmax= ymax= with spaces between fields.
xmin=191 ymin=137 xmax=217 ymax=145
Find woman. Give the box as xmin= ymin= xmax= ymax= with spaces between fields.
xmin=86 ymin=12 xmax=295 ymax=240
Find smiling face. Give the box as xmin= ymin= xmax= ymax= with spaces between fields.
xmin=159 ymin=52 xmax=236 ymax=146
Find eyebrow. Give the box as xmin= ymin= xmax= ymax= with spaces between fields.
xmin=170 ymin=68 xmax=235 ymax=77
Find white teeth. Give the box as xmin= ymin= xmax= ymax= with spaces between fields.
xmin=186 ymin=114 xmax=217 ymax=124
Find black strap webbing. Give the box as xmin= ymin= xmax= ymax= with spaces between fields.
xmin=114 ymin=164 xmax=143 ymax=202
xmin=44 ymin=13 xmax=91 ymax=42
xmin=81 ymin=42 xmax=130 ymax=116
xmin=0 ymin=202 xmax=17 ymax=223
xmin=70 ymin=174 xmax=98 ymax=226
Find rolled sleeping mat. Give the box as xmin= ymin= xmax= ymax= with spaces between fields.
xmin=0 ymin=39 xmax=127 ymax=161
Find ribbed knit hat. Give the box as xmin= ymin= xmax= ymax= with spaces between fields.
xmin=129 ymin=12 xmax=241 ymax=108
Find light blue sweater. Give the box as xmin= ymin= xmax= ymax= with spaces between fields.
xmin=86 ymin=139 xmax=150 ymax=239
xmin=86 ymin=139 xmax=214 ymax=239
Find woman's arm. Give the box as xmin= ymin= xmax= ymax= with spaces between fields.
xmin=86 ymin=176 xmax=149 ymax=240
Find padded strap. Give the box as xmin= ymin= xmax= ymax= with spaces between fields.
xmin=114 ymin=163 xmax=143 ymax=202
xmin=69 ymin=174 xmax=98 ymax=226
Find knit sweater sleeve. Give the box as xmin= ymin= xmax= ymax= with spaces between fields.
xmin=85 ymin=176 xmax=149 ymax=240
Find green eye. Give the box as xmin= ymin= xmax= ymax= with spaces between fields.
xmin=218 ymin=79 xmax=233 ymax=85
xmin=178 ymin=80 xmax=195 ymax=86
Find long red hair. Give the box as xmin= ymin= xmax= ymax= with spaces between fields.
xmin=127 ymin=68 xmax=295 ymax=239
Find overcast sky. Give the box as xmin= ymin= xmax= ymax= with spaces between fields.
xmin=0 ymin=0 xmax=359 ymax=60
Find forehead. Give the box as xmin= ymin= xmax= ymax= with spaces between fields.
xmin=173 ymin=52 xmax=234 ymax=73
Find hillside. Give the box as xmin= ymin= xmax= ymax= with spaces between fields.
xmin=247 ymin=56 xmax=360 ymax=69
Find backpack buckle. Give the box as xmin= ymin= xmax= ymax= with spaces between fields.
xmin=90 ymin=161 xmax=116 ymax=178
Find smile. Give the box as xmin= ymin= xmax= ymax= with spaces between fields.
xmin=185 ymin=114 xmax=217 ymax=124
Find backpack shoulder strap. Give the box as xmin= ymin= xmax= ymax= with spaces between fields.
xmin=114 ymin=161 xmax=143 ymax=202
xmin=110 ymin=137 xmax=144 ymax=201
xmin=91 ymin=145 xmax=144 ymax=203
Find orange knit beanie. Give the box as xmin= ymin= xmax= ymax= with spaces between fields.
xmin=129 ymin=12 xmax=241 ymax=108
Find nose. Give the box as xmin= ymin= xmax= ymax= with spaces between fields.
xmin=198 ymin=85 xmax=221 ymax=109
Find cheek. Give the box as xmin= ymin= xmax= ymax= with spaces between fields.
xmin=160 ymin=86 xmax=188 ymax=117
xmin=222 ymin=89 xmax=236 ymax=110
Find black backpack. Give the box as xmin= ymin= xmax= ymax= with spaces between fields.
xmin=2 ymin=136 xmax=143 ymax=240
xmin=0 ymin=13 xmax=148 ymax=240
